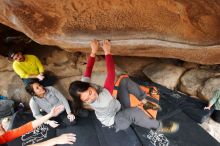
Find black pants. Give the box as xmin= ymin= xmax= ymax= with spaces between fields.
xmin=22 ymin=71 xmax=57 ymax=87
xmin=180 ymin=98 xmax=214 ymax=123
xmin=211 ymin=110 xmax=220 ymax=123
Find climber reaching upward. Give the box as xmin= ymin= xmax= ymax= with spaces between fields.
xmin=69 ymin=39 xmax=179 ymax=133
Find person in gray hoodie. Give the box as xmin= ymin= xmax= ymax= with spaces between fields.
xmin=26 ymin=81 xmax=75 ymax=128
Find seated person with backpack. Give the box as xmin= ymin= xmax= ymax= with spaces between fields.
xmin=0 ymin=105 xmax=76 ymax=145
xmin=204 ymin=89 xmax=220 ymax=123
xmin=69 ymin=39 xmax=179 ymax=133
xmin=8 ymin=50 xmax=56 ymax=86
xmin=26 ymin=81 xmax=75 ymax=128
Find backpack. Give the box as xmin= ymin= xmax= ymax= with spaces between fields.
xmin=112 ymin=75 xmax=160 ymax=119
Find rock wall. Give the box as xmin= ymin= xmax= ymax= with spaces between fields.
xmin=0 ymin=1 xmax=219 ymax=142
xmin=2 ymin=47 xmax=220 ymax=104
xmin=115 ymin=56 xmax=220 ymax=101
xmin=0 ymin=0 xmax=220 ymax=64
xmin=0 ymin=45 xmax=219 ymax=142
xmin=0 ymin=45 xmax=125 ymax=105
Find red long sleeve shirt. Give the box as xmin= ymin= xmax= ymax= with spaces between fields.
xmin=84 ymin=54 xmax=115 ymax=94
xmin=0 ymin=122 xmax=33 ymax=144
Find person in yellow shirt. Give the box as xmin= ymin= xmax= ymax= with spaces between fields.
xmin=8 ymin=50 xmax=56 ymax=86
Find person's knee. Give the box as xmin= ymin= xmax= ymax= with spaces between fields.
xmin=119 ymin=108 xmax=141 ymax=123
xmin=120 ymin=77 xmax=129 ymax=86
xmin=129 ymin=107 xmax=142 ymax=115
xmin=115 ymin=112 xmax=131 ymax=132
xmin=128 ymin=108 xmax=153 ymax=124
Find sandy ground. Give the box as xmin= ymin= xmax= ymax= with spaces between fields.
xmin=200 ymin=118 xmax=220 ymax=143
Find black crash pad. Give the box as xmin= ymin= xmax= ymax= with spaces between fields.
xmin=130 ymin=77 xmax=219 ymax=146
xmin=56 ymin=111 xmax=141 ymax=146
xmin=7 ymin=111 xmax=56 ymax=146
xmin=6 ymin=77 xmax=219 ymax=146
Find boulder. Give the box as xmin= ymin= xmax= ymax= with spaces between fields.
xmin=0 ymin=0 xmax=220 ymax=64
xmin=46 ymin=50 xmax=70 ymax=65
xmin=6 ymin=73 xmax=30 ymax=106
xmin=0 ymin=72 xmax=16 ymax=97
xmin=45 ymin=64 xmax=81 ymax=78
xmin=114 ymin=56 xmax=158 ymax=75
xmin=180 ymin=69 xmax=216 ymax=98
xmin=143 ymin=63 xmax=186 ymax=90
xmin=0 ymin=55 xmax=13 ymax=71
xmin=182 ymin=62 xmax=199 ymax=70
xmin=55 ymin=76 xmax=82 ymax=101
xmin=199 ymin=77 xmax=220 ymax=101
xmin=77 ymin=55 xmax=107 ymax=73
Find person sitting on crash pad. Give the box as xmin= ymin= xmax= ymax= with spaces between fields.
xmin=26 ymin=81 xmax=75 ymax=128
xmin=204 ymin=89 xmax=220 ymax=123
xmin=0 ymin=105 xmax=76 ymax=145
xmin=69 ymin=39 xmax=179 ymax=133
xmin=8 ymin=50 xmax=56 ymax=86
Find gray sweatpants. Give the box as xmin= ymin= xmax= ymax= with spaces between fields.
xmin=114 ymin=77 xmax=160 ymax=132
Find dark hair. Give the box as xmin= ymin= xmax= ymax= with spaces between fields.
xmin=25 ymin=80 xmax=41 ymax=96
xmin=69 ymin=81 xmax=91 ymax=113
xmin=8 ymin=49 xmax=22 ymax=59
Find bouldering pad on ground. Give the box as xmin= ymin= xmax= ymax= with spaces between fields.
xmin=6 ymin=77 xmax=219 ymax=146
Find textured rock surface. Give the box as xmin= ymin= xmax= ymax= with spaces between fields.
xmin=114 ymin=56 xmax=158 ymax=75
xmin=0 ymin=0 xmax=220 ymax=64
xmin=199 ymin=77 xmax=220 ymax=101
xmin=45 ymin=50 xmax=81 ymax=78
xmin=200 ymin=118 xmax=220 ymax=143
xmin=143 ymin=63 xmax=186 ymax=90
xmin=0 ymin=48 xmax=119 ymax=105
xmin=0 ymin=55 xmax=13 ymax=71
xmin=182 ymin=62 xmax=199 ymax=70
xmin=0 ymin=47 xmax=220 ymax=142
xmin=180 ymin=69 xmax=216 ymax=99
xmin=55 ymin=76 xmax=82 ymax=100
xmin=0 ymin=71 xmax=17 ymax=98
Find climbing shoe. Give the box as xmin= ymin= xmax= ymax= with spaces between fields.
xmin=158 ymin=122 xmax=179 ymax=134
xmin=143 ymin=101 xmax=161 ymax=111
